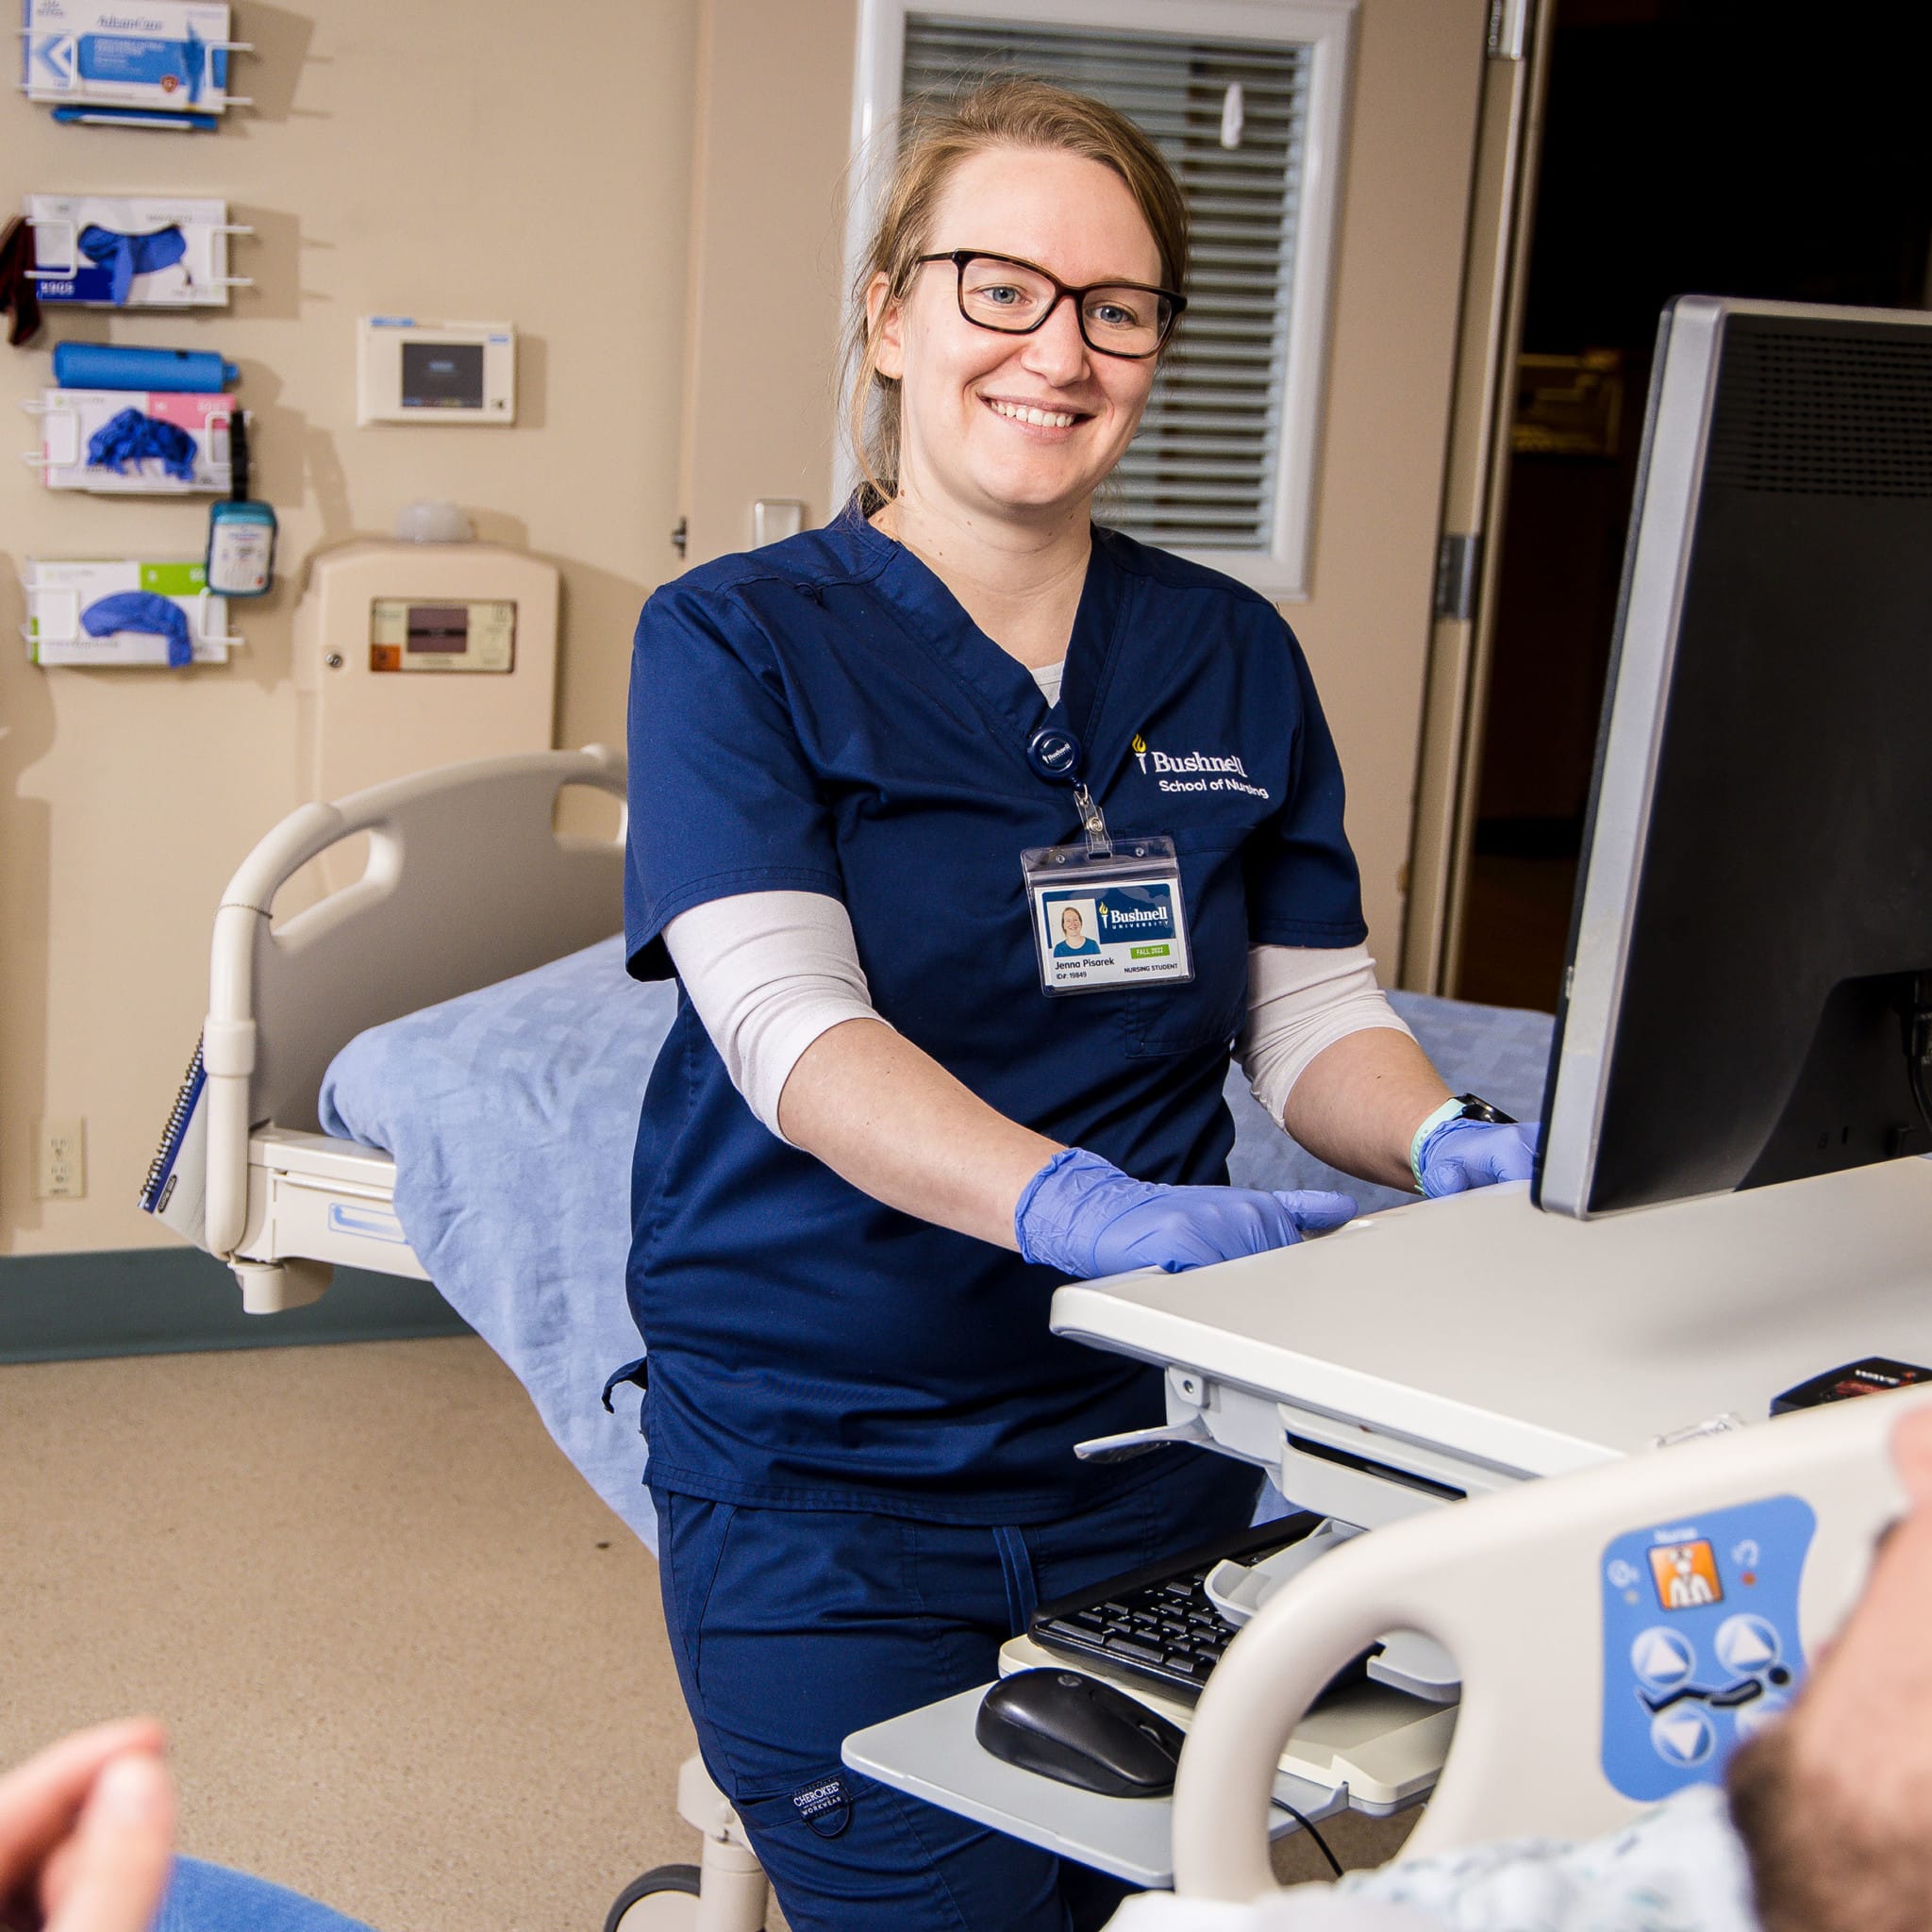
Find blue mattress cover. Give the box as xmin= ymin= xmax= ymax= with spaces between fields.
xmin=320 ymin=935 xmax=1554 ymax=1553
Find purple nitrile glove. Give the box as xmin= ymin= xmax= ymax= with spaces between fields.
xmin=1413 ymin=1117 xmax=1541 ymax=1198
xmin=1014 ymin=1147 xmax=1357 ymax=1279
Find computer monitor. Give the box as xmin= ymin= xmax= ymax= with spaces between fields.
xmin=1535 ymin=296 xmax=1932 ymax=1219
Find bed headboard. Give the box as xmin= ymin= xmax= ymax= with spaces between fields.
xmin=202 ymin=745 xmax=626 ymax=1257
xmin=1168 ymin=1383 xmax=1927 ymax=1897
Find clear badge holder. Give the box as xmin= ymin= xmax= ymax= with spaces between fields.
xmin=1022 ymin=784 xmax=1194 ymax=996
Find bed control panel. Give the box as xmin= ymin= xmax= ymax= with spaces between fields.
xmin=1599 ymin=1493 xmax=1813 ymax=1801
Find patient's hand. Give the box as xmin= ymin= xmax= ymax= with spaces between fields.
xmin=0 ymin=1720 xmax=175 ymax=1932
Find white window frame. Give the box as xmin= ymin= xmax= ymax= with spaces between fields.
xmin=841 ymin=0 xmax=1357 ymax=601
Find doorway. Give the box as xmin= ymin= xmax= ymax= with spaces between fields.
xmin=1452 ymin=0 xmax=1932 ymax=1012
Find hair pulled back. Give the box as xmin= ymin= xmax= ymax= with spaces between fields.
xmin=844 ymin=75 xmax=1189 ymax=516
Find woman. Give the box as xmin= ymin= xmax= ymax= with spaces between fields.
xmin=623 ymin=76 xmax=1533 ymax=1932
xmin=1053 ymin=905 xmax=1099 ymax=958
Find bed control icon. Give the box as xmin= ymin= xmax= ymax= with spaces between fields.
xmin=1630 ymin=1627 xmax=1696 ymax=1690
xmin=1713 ymin=1614 xmax=1780 ymax=1675
xmin=1650 ymin=1706 xmax=1715 ymax=1767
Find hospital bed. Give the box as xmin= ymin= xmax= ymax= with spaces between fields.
xmin=1170 ymin=1377 xmax=1926 ymax=1907
xmin=150 ymin=743 xmax=776 ymax=1927
xmin=848 ymin=1385 xmax=1929 ymax=1918
xmin=149 ymin=745 xmax=1557 ymax=1930
xmin=175 ymin=743 xmax=627 ymax=1317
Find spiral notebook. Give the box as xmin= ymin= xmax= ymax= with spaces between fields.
xmin=140 ymin=1036 xmax=208 ymax=1246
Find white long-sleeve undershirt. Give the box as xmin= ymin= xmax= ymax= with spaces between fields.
xmin=663 ymin=891 xmax=887 ymax=1138
xmin=662 ymin=894 xmax=1411 ymax=1144
xmin=1236 ymin=941 xmax=1414 ymax=1127
xmin=660 ymin=656 xmax=1413 ymax=1141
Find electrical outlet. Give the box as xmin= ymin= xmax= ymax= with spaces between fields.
xmin=35 ymin=1118 xmax=85 ymax=1200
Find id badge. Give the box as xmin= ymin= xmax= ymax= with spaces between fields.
xmin=1022 ymin=836 xmax=1194 ymax=996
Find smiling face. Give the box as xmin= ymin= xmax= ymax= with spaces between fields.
xmin=1060 ymin=907 xmax=1084 ymax=940
xmin=868 ymin=146 xmax=1164 ymax=527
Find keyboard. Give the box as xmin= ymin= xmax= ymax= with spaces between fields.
xmin=1030 ymin=1510 xmax=1332 ymax=1707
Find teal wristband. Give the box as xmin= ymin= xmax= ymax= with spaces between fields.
xmin=1409 ymin=1097 xmax=1466 ymax=1191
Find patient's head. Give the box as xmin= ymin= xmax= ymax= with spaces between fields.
xmin=1726 ymin=1402 xmax=1932 ymax=1932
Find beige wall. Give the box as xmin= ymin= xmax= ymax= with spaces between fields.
xmin=2 ymin=0 xmax=699 ymax=1255
xmin=5 ymin=0 xmax=1490 ymax=1258
xmin=678 ymin=1 xmax=858 ymax=561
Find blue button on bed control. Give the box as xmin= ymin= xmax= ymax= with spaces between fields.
xmin=1714 ymin=1614 xmax=1781 ymax=1675
xmin=1650 ymin=1707 xmax=1715 ymax=1766
xmin=1026 ymin=727 xmax=1081 ymax=780
xmin=1630 ymin=1627 xmax=1695 ymax=1690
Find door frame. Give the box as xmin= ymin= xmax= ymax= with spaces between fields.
xmin=1399 ymin=0 xmax=1557 ymax=993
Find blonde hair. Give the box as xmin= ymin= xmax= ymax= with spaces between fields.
xmin=844 ymin=75 xmax=1189 ymax=516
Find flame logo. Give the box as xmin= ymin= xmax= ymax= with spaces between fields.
xmin=1131 ymin=735 xmax=1146 ymax=753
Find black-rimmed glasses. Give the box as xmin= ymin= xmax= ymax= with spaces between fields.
xmin=915 ymin=250 xmax=1185 ymax=359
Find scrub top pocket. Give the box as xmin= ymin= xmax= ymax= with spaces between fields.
xmin=1118 ymin=832 xmax=1248 ymax=1058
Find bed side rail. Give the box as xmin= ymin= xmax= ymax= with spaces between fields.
xmin=1170 ymin=1385 xmax=1926 ymax=1898
xmin=203 ymin=744 xmax=625 ymax=1259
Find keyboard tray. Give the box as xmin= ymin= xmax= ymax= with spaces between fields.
xmin=1030 ymin=1512 xmax=1339 ymax=1705
xmin=998 ymin=1633 xmax=1455 ymax=1813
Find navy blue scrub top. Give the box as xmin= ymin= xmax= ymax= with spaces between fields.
xmin=625 ymin=510 xmax=1367 ymax=1524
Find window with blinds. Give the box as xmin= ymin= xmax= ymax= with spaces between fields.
xmin=885 ymin=7 xmax=1349 ymax=591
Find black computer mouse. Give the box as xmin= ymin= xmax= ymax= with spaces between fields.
xmin=974 ymin=1668 xmax=1185 ymax=1798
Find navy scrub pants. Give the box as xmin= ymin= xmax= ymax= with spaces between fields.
xmin=652 ymin=1449 xmax=1263 ymax=1932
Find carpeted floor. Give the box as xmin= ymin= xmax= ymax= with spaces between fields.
xmin=0 ymin=1337 xmax=696 ymax=1932
xmin=0 ymin=1334 xmax=1413 ymax=1931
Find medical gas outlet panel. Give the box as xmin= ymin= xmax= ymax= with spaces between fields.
xmin=368 ymin=598 xmax=517 ymax=674
xmin=293 ymin=538 xmax=558 ymax=812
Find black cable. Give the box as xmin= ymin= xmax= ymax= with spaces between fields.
xmin=228 ymin=408 xmax=250 ymax=503
xmin=1904 ymin=977 xmax=1932 ymax=1142
xmin=1272 ymin=1797 xmax=1343 ymax=1878
xmin=1910 ymin=1051 xmax=1932 ymax=1142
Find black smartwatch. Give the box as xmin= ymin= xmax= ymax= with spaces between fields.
xmin=1410 ymin=1092 xmax=1517 ymax=1189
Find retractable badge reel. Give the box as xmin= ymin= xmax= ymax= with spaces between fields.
xmin=1020 ymin=725 xmax=1192 ymax=996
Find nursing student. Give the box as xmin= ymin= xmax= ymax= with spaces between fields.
xmin=1054 ymin=905 xmax=1099 ymax=958
xmin=623 ymin=76 xmax=1534 ymax=1932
